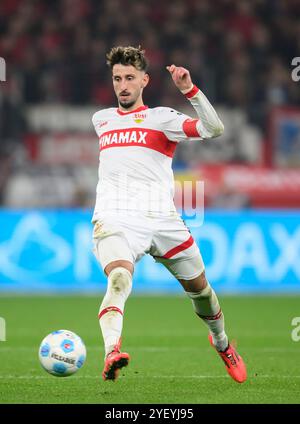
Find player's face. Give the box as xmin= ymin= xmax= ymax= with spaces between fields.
xmin=112 ymin=64 xmax=149 ymax=110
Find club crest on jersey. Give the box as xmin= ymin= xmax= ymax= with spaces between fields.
xmin=99 ymin=130 xmax=148 ymax=148
xmin=133 ymin=113 xmax=146 ymax=124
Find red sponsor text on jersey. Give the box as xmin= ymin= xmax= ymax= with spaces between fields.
xmin=99 ymin=128 xmax=177 ymax=158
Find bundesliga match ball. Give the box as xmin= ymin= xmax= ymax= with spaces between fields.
xmin=38 ymin=330 xmax=86 ymax=377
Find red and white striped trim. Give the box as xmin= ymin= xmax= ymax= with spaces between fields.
xmin=162 ymin=235 xmax=195 ymax=259
xmin=184 ymin=85 xmax=200 ymax=99
xmin=98 ymin=306 xmax=123 ymax=319
xmin=196 ymin=309 xmax=223 ymax=321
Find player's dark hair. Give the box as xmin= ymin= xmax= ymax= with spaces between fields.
xmin=106 ymin=46 xmax=148 ymax=72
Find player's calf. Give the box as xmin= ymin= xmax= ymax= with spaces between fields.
xmin=185 ymin=274 xmax=228 ymax=352
xmin=98 ymin=266 xmax=132 ymax=358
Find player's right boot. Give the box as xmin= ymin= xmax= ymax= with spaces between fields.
xmin=208 ymin=334 xmax=247 ymax=383
xmin=102 ymin=338 xmax=130 ymax=381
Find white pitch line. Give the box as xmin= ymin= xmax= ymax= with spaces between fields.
xmin=0 ymin=375 xmax=300 ymax=380
xmin=0 ymin=375 xmax=226 ymax=380
xmin=0 ymin=347 xmax=298 ymax=353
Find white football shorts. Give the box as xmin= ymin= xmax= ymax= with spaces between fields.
xmin=92 ymin=212 xmax=204 ymax=280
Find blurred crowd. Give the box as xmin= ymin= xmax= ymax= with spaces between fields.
xmin=1 ymin=0 xmax=300 ymax=124
xmin=1 ymin=0 xmax=300 ymax=207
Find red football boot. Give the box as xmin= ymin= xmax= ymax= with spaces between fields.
xmin=208 ymin=334 xmax=247 ymax=383
xmin=102 ymin=338 xmax=130 ymax=381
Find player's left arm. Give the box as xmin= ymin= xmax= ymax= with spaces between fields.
xmin=166 ymin=64 xmax=224 ymax=139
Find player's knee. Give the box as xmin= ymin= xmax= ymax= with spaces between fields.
xmin=107 ymin=266 xmax=132 ymax=299
xmin=195 ymin=270 xmax=208 ymax=290
xmin=179 ymin=269 xmax=207 ymax=292
xmin=186 ymin=285 xmax=212 ymax=300
xmin=185 ymin=273 xmax=212 ymax=300
xmin=104 ymin=260 xmax=133 ymax=276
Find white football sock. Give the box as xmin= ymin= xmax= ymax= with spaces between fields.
xmin=186 ymin=283 xmax=228 ymax=352
xmin=98 ymin=267 xmax=132 ymax=357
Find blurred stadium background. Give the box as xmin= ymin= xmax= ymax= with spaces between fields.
xmin=0 ymin=0 xmax=300 ymax=294
xmin=1 ymin=0 xmax=300 ymax=406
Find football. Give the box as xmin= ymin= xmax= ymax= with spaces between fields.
xmin=38 ymin=330 xmax=86 ymax=377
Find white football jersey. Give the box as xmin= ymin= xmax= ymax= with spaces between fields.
xmin=91 ymin=87 xmax=224 ymax=221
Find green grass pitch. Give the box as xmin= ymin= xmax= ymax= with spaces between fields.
xmin=0 ymin=295 xmax=300 ymax=404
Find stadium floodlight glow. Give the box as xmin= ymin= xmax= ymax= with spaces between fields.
xmin=0 ymin=57 xmax=6 ymax=82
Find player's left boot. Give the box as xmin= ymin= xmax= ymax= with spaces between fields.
xmin=208 ymin=334 xmax=247 ymax=383
xmin=102 ymin=338 xmax=130 ymax=381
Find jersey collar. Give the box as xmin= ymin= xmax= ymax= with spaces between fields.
xmin=117 ymin=105 xmax=148 ymax=116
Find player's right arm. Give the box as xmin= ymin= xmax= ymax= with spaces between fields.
xmin=165 ymin=64 xmax=224 ymax=141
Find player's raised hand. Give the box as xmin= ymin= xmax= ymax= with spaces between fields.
xmin=166 ymin=64 xmax=194 ymax=93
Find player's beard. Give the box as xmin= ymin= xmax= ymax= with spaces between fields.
xmin=119 ymin=99 xmax=136 ymax=109
xmin=118 ymin=91 xmax=139 ymax=109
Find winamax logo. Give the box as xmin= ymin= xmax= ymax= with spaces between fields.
xmin=0 ymin=57 xmax=6 ymax=82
